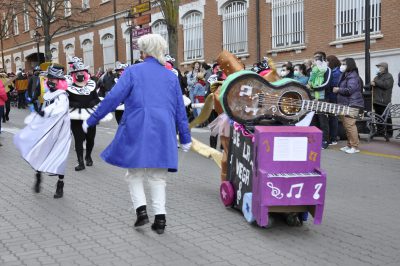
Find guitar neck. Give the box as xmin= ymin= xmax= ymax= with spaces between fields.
xmin=301 ymin=100 xmax=359 ymax=118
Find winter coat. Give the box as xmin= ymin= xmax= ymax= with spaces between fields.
xmin=0 ymin=79 xmax=8 ymax=106
xmin=337 ymin=70 xmax=364 ymax=108
xmin=87 ymin=57 xmax=191 ymax=171
xmin=326 ymin=67 xmax=341 ymax=103
xmin=373 ymin=65 xmax=394 ymax=106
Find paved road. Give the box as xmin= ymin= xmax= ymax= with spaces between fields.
xmin=1 ymin=109 xmax=399 ymax=266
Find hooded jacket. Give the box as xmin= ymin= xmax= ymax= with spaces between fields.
xmin=373 ymin=63 xmax=394 ymax=106
xmin=337 ymin=70 xmax=364 ymax=108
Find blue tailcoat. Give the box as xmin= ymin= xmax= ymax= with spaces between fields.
xmin=87 ymin=57 xmax=191 ymax=171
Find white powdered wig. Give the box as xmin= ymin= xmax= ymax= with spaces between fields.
xmin=138 ymin=34 xmax=167 ymax=65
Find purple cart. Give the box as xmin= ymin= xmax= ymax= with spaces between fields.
xmin=220 ymin=126 xmax=327 ymax=227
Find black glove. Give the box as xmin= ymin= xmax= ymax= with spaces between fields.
xmin=34 ymin=104 xmax=45 ymax=117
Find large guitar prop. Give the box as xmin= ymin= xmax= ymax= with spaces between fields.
xmin=219 ymin=70 xmax=364 ymax=125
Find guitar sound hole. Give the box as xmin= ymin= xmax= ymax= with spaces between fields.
xmin=279 ymin=91 xmax=302 ymax=116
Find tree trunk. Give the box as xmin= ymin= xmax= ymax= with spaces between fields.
xmin=168 ymin=25 xmax=178 ymax=65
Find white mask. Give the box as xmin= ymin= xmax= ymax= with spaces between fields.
xmin=294 ymin=70 xmax=300 ymax=76
xmin=340 ymin=65 xmax=347 ymax=73
xmin=280 ymin=70 xmax=288 ymax=77
xmin=315 ymin=60 xmax=323 ymax=67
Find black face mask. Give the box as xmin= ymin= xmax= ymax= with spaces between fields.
xmin=47 ymin=81 xmax=57 ymax=92
xmin=76 ymin=74 xmax=85 ymax=82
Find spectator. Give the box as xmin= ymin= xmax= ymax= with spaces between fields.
xmin=1 ymin=71 xmax=11 ymax=123
xmin=27 ymin=66 xmax=42 ymax=112
xmin=333 ymin=58 xmax=364 ymax=154
xmin=326 ymin=55 xmax=342 ymax=145
xmin=0 ymin=75 xmax=8 ymax=145
xmin=192 ymin=72 xmax=206 ymax=119
xmin=14 ymin=71 xmax=28 ymax=109
xmin=293 ymin=64 xmax=309 ymax=85
xmin=280 ymin=62 xmax=294 ymax=79
xmin=371 ymin=62 xmax=394 ymax=137
xmin=307 ymin=51 xmax=332 ymax=149
xmin=186 ymin=61 xmax=201 ymax=103
xmin=304 ymin=59 xmax=313 ymax=77
xmin=202 ymin=62 xmax=212 ymax=95
xmin=98 ymin=68 xmax=115 ymax=98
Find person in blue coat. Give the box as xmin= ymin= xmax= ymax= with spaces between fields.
xmin=83 ymin=34 xmax=192 ymax=234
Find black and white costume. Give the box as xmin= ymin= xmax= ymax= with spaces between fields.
xmin=113 ymin=62 xmax=129 ymax=124
xmin=67 ymin=58 xmax=111 ymax=171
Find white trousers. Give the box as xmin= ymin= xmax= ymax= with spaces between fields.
xmin=125 ymin=168 xmax=167 ymax=215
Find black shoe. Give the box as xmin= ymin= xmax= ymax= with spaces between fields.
xmin=33 ymin=172 xmax=41 ymax=193
xmin=75 ymin=156 xmax=85 ymax=171
xmin=134 ymin=206 xmax=149 ymax=227
xmin=5 ymin=116 xmax=9 ymax=121
xmin=151 ymin=218 xmax=166 ymax=234
xmin=85 ymin=156 xmax=93 ymax=166
xmin=53 ymin=180 xmax=64 ymax=199
xmin=322 ymin=141 xmax=329 ymax=150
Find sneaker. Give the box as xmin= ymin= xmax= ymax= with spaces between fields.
xmin=322 ymin=141 xmax=329 ymax=150
xmin=345 ymin=147 xmax=360 ymax=154
xmin=340 ymin=146 xmax=350 ymax=152
xmin=329 ymin=141 xmax=338 ymax=146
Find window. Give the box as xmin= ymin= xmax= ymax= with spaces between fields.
xmin=23 ymin=4 xmax=29 ymax=32
xmin=14 ymin=57 xmax=22 ymax=72
xmin=64 ymin=0 xmax=72 ymax=17
xmin=151 ymin=20 xmax=169 ymax=53
xmin=101 ymin=34 xmax=115 ymax=70
xmin=271 ymin=0 xmax=304 ymax=49
xmin=182 ymin=11 xmax=203 ymax=61
xmin=82 ymin=39 xmax=94 ymax=73
xmin=221 ymin=1 xmax=248 ymax=55
xmin=51 ymin=48 xmax=59 ymax=63
xmin=82 ymin=0 xmax=90 ymax=10
xmin=12 ymin=11 xmax=19 ymax=35
xmin=2 ymin=13 xmax=9 ymax=38
xmin=335 ymin=0 xmax=381 ymax=40
xmin=50 ymin=0 xmax=56 ymax=22
xmin=65 ymin=43 xmax=74 ymax=65
xmin=36 ymin=2 xmax=42 ymax=27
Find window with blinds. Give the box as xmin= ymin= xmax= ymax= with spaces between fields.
xmin=102 ymin=34 xmax=115 ymax=71
xmin=183 ymin=11 xmax=203 ymax=61
xmin=335 ymin=0 xmax=381 ymax=40
xmin=82 ymin=39 xmax=94 ymax=73
xmin=151 ymin=20 xmax=169 ymax=53
xmin=271 ymin=0 xmax=304 ymax=49
xmin=23 ymin=4 xmax=29 ymax=32
xmin=222 ymin=1 xmax=248 ymax=55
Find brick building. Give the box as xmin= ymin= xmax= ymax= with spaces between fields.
xmin=1 ymin=0 xmax=399 ymax=102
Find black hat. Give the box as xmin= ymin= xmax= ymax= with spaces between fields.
xmin=47 ymin=65 xmax=65 ymax=80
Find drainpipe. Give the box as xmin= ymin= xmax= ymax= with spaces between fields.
xmin=113 ymin=0 xmax=119 ymax=61
xmin=256 ymin=0 xmax=261 ymax=62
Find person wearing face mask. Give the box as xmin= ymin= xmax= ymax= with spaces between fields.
xmin=98 ymin=68 xmax=116 ymax=98
xmin=14 ymin=65 xmax=71 ymax=198
xmin=371 ymin=62 xmax=394 ymax=138
xmin=67 ymin=58 xmax=102 ymax=171
xmin=293 ymin=64 xmax=309 ymax=85
xmin=332 ymin=58 xmax=364 ymax=154
xmin=113 ymin=62 xmax=129 ymax=124
xmin=307 ymin=51 xmax=332 ymax=149
xmin=280 ymin=62 xmax=294 ymax=79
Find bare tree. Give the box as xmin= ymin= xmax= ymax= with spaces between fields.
xmin=1 ymin=0 xmax=99 ymax=62
xmin=0 ymin=0 xmax=15 ymax=69
xmin=154 ymin=0 xmax=180 ymax=64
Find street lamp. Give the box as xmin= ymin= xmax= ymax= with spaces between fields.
xmin=124 ymin=11 xmax=134 ymax=64
xmin=32 ymin=30 xmax=41 ymax=65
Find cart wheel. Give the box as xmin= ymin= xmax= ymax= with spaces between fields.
xmin=242 ymin=193 xmax=255 ymax=223
xmin=220 ymin=181 xmax=234 ymax=207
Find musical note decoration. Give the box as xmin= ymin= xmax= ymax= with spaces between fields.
xmin=266 ymin=182 xmax=284 ymax=199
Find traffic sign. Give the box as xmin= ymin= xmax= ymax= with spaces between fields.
xmin=132 ymin=2 xmax=150 ymax=15
xmin=134 ymin=14 xmax=151 ymax=26
xmin=132 ymin=26 xmax=152 ymax=38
